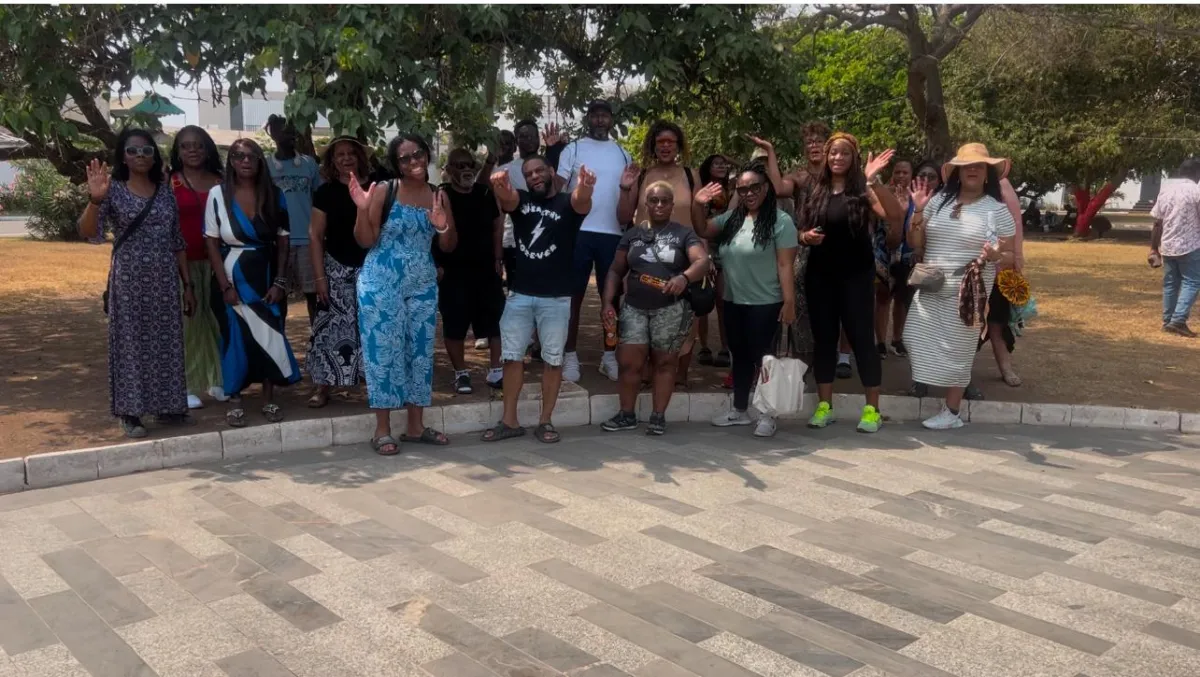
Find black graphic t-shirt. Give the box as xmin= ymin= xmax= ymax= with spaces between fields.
xmin=507 ymin=190 xmax=586 ymax=297
xmin=618 ymin=222 xmax=702 ymax=310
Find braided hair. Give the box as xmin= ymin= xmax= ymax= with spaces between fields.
xmin=715 ymin=163 xmax=778 ymax=249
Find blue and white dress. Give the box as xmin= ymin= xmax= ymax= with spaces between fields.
xmin=357 ymin=197 xmax=439 ymax=409
xmin=204 ymin=185 xmax=302 ymax=394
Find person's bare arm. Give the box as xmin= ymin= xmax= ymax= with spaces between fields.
xmin=492 ymin=213 xmax=505 ymax=275
xmin=1151 ymin=219 xmax=1163 ymax=252
xmin=1000 ymin=178 xmax=1024 ymax=269
xmin=489 ymin=171 xmax=520 ymax=213
xmin=571 ymin=165 xmax=596 ymax=215
xmin=432 ymin=189 xmax=458 ymax=253
xmin=351 ymin=177 xmax=383 ymax=248
xmin=748 ymin=136 xmax=796 ymax=197
xmin=616 ymin=164 xmax=640 ymax=224
xmin=691 ymin=183 xmax=725 ymax=239
xmin=602 ymin=249 xmax=628 ymax=313
xmin=682 ymin=243 xmax=710 ymax=283
xmin=310 ymin=208 xmax=328 ymax=294
xmin=776 ymin=244 xmax=797 ymax=323
xmin=867 ymin=187 xmax=906 ymax=249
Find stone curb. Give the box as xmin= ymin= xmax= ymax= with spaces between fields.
xmin=4 ymin=391 xmax=1196 ymax=493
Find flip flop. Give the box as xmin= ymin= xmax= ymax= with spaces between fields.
xmin=307 ymin=390 xmax=329 ymax=408
xmin=372 ymin=435 xmax=400 ymax=456
xmin=262 ymin=404 xmax=285 ymax=423
xmin=1001 ymin=369 xmax=1023 ymax=387
xmin=534 ymin=423 xmax=561 ymax=444
xmin=481 ymin=422 xmax=526 ymax=443
xmin=399 ymin=427 xmax=449 ymax=446
xmin=225 ymin=407 xmax=246 ymax=428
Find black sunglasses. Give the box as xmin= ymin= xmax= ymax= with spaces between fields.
xmin=735 ymin=182 xmax=765 ymax=196
xmin=396 ymin=150 xmax=428 ymax=165
xmin=229 ymin=151 xmax=260 ymax=163
xmin=645 ymin=196 xmax=672 ymax=206
xmin=124 ymin=145 xmax=156 ymax=158
xmin=450 ymin=161 xmax=477 ymax=171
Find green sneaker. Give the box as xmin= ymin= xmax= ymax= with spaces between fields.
xmin=857 ymin=405 xmax=882 ymax=433
xmin=808 ymin=401 xmax=835 ymax=428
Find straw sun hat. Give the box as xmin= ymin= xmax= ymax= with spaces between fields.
xmin=941 ymin=143 xmax=1010 ymax=182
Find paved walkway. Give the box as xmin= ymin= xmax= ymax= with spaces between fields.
xmin=1 ymin=422 xmax=1200 ymax=677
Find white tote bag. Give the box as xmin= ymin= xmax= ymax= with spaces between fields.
xmin=752 ymin=325 xmax=807 ymax=417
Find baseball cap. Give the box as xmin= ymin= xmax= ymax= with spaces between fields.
xmin=585 ymin=99 xmax=613 ymax=115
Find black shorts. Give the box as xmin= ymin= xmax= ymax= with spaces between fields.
xmin=439 ymin=271 xmax=505 ymax=341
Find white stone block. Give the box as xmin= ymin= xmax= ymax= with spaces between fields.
xmin=26 ymin=449 xmax=98 ymax=489
xmin=442 ymin=402 xmax=494 ymax=435
xmin=1123 ymin=408 xmax=1180 ymax=432
xmin=919 ymin=396 xmax=945 ymax=420
xmin=879 ymin=394 xmax=921 ymax=422
xmin=281 ymin=418 xmax=334 ymax=453
xmin=966 ymin=400 xmax=1022 ymax=424
xmin=514 ymin=398 xmax=544 ymax=428
xmin=636 ymin=392 xmax=690 ymax=422
xmin=390 ymin=406 xmax=444 ymax=436
xmin=97 ymin=441 xmax=163 ymax=479
xmin=1070 ymin=405 xmax=1125 ymax=429
xmin=222 ymin=424 xmax=282 ymax=458
xmin=160 ymin=432 xmax=223 ymax=468
xmin=332 ymin=414 xmax=375 ymax=446
xmin=552 ymin=396 xmax=592 ymax=428
xmin=590 ymin=394 xmax=620 ymax=427
xmin=1182 ymin=413 xmax=1200 ymax=434
xmin=0 ymin=458 xmax=25 ymax=493
xmin=689 ymin=392 xmax=731 ymax=423
xmin=833 ymin=393 xmax=866 ymax=416
xmin=1022 ymin=403 xmax=1071 ymax=427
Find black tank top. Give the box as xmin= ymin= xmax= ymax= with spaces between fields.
xmin=807 ymin=192 xmax=874 ymax=277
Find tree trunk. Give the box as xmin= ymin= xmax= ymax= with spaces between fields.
xmin=483 ymin=44 xmax=503 ymax=117
xmin=1071 ymin=182 xmax=1118 ymax=237
xmin=907 ymin=55 xmax=953 ymax=163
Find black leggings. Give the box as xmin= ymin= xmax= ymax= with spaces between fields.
xmin=723 ymin=301 xmax=784 ymax=411
xmin=807 ymin=267 xmax=882 ymax=387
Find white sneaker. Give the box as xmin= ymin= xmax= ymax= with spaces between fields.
xmin=474 ymin=338 xmax=489 ymax=350
xmin=922 ymin=405 xmax=965 ymax=430
xmin=187 ymin=394 xmax=203 ymax=410
xmin=562 ymin=352 xmax=581 ymax=383
xmin=486 ymin=367 xmax=504 ymax=389
xmin=599 ymin=351 xmax=619 ymax=382
xmin=754 ymin=415 xmax=778 ymax=438
xmin=711 ymin=409 xmax=753 ymax=427
xmin=207 ymin=386 xmax=230 ymax=402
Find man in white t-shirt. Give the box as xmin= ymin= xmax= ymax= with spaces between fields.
xmin=554 ymin=99 xmax=633 ymax=382
xmin=1150 ymin=157 xmax=1200 ymax=337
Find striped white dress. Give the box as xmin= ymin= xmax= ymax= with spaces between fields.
xmin=905 ymin=195 xmax=1015 ymax=387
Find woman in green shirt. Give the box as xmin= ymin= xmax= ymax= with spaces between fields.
xmin=692 ymin=164 xmax=797 ymax=438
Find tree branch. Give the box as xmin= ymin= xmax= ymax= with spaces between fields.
xmin=931 ymin=6 xmax=987 ymax=60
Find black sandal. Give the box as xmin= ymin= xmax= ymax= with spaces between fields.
xmin=481 ymin=422 xmax=525 ymax=443
xmin=400 ymin=427 xmax=449 ymax=446
xmin=534 ymin=423 xmax=561 ymax=444
xmin=372 ymin=435 xmax=400 ymax=456
xmin=225 ymin=407 xmax=246 ymax=428
xmin=262 ymin=403 xmax=284 ymax=423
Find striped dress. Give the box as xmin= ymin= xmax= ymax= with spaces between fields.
xmin=905 ymin=195 xmax=1015 ymax=387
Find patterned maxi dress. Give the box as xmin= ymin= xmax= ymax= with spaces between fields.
xmin=357 ymin=198 xmax=439 ymax=409
xmin=204 ymin=185 xmax=301 ymax=394
xmin=91 ymin=181 xmax=188 ymax=417
xmin=307 ymin=181 xmax=366 ymax=387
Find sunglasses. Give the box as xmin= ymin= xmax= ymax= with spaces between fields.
xmin=735 ymin=182 xmax=765 ymax=196
xmin=178 ymin=141 xmax=206 ymax=152
xmin=124 ymin=145 xmax=156 ymax=158
xmin=917 ymin=171 xmax=939 ymax=181
xmin=645 ymin=196 xmax=672 ymax=206
xmin=229 ymin=151 xmax=260 ymax=163
xmin=395 ymin=150 xmax=427 ymax=165
xmin=450 ymin=161 xmax=477 ymax=171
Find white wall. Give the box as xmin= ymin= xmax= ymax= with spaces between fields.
xmin=0 ymin=161 xmax=16 ymax=187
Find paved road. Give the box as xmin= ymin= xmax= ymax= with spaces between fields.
xmin=2 ymin=422 xmax=1199 ymax=677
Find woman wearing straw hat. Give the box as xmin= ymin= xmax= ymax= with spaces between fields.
xmin=905 ymin=143 xmax=1017 ymax=430
xmin=306 ymin=136 xmax=371 ymax=408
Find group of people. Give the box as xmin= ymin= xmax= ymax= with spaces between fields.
xmin=83 ymin=99 xmax=1030 ymax=449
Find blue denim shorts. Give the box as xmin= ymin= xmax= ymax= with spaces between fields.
xmin=500 ymin=293 xmax=572 ymax=366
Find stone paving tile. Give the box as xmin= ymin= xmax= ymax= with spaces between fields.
xmin=2 ymin=423 xmax=1199 ymax=677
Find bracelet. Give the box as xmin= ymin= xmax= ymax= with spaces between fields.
xmin=434 ymin=226 xmax=449 ymax=234
xmin=313 ymin=276 xmax=327 ymax=282
xmin=89 ymin=197 xmax=104 ymax=206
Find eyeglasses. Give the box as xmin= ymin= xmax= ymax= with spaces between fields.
xmin=735 ymin=182 xmax=765 ymax=196
xmin=124 ymin=145 xmax=156 ymax=158
xmin=229 ymin=151 xmax=260 ymax=163
xmin=178 ymin=141 xmax=206 ymax=152
xmin=450 ymin=161 xmax=476 ymax=171
xmin=395 ymin=150 xmax=427 ymax=165
xmin=645 ymin=196 xmax=672 ymax=206
xmin=917 ymin=172 xmax=939 ymax=181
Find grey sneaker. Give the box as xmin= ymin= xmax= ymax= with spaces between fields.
xmin=602 ymin=410 xmax=639 ymax=432
xmin=646 ymin=412 xmax=667 ymax=436
xmin=454 ymin=371 xmax=473 ymax=395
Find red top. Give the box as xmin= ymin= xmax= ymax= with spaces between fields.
xmin=172 ymin=173 xmax=211 ymax=261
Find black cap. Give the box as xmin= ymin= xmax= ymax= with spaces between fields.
xmin=585 ymin=99 xmax=613 ymax=115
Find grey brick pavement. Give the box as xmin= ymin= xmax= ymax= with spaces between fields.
xmin=1 ymin=422 xmax=1200 ymax=676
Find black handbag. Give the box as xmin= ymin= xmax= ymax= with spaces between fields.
xmin=102 ymin=183 xmax=161 ymax=315
xmin=684 ymin=268 xmax=717 ymax=316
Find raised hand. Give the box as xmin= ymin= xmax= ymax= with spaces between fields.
xmin=430 ymin=189 xmax=450 ymax=231
xmin=86 ymin=158 xmax=111 ymax=203
xmin=541 ymin=121 xmax=567 ymax=147
xmin=489 ymin=170 xmax=512 ymax=193
xmin=865 ymin=149 xmax=896 ymax=182
xmin=746 ymin=135 xmax=774 ymax=153
xmin=578 ymin=165 xmax=597 ymax=188
xmin=348 ymin=173 xmax=375 ymax=211
xmin=695 ymin=182 xmax=724 ymax=206
xmin=619 ymin=163 xmax=641 ymax=190
xmin=910 ymin=176 xmax=935 ymax=212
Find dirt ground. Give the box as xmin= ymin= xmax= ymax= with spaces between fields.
xmin=2 ymin=229 xmax=1197 ymax=458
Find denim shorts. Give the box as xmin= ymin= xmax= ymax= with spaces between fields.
xmin=500 ymin=293 xmax=571 ymax=366
xmin=618 ymin=299 xmax=694 ymax=353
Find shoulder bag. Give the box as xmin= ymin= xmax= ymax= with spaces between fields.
xmin=642 ymin=228 xmax=716 ymax=316
xmin=102 ymin=183 xmax=162 ymax=315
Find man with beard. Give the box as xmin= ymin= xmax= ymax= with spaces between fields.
xmin=555 ymin=100 xmax=634 ymax=383
xmin=498 ymin=120 xmax=569 ymax=290
xmin=265 ymin=115 xmax=323 ymax=322
xmin=436 ymin=148 xmax=505 ymax=394
xmin=485 ymin=157 xmax=595 ymax=444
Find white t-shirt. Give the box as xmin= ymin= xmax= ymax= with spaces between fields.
xmin=557 ymin=138 xmax=631 ymax=236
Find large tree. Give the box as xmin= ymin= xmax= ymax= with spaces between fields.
xmin=945 ymin=5 xmax=1200 ymax=236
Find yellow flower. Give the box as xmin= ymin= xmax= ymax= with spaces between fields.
xmin=996 ymin=269 xmax=1031 ymax=306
